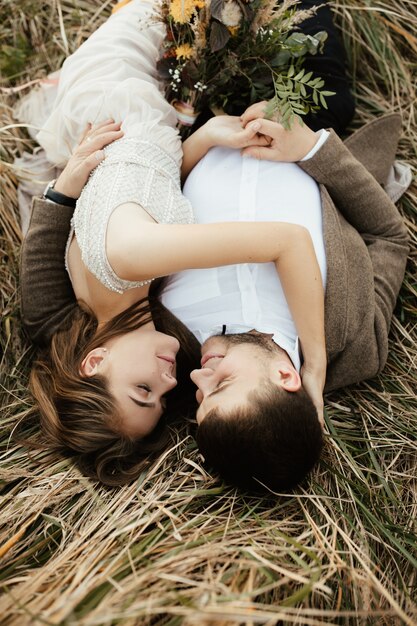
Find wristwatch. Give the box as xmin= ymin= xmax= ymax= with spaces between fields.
xmin=43 ymin=179 xmax=77 ymax=208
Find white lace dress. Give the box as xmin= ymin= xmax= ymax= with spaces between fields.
xmin=36 ymin=0 xmax=194 ymax=293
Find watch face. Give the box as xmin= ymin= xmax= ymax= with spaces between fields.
xmin=43 ymin=179 xmax=56 ymax=196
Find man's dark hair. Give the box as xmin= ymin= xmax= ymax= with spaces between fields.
xmin=196 ymin=384 xmax=323 ymax=492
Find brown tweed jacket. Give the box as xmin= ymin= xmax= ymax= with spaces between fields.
xmin=20 ymin=115 xmax=410 ymax=392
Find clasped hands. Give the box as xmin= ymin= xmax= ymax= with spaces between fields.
xmin=203 ymin=101 xmax=320 ymax=162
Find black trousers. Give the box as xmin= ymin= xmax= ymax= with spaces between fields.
xmin=296 ymin=0 xmax=355 ymax=134
xmin=193 ymin=1 xmax=355 ymax=136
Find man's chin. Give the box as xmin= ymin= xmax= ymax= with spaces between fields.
xmin=201 ymin=335 xmax=228 ymax=356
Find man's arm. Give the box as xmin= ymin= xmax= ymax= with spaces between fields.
xmin=298 ymin=127 xmax=410 ymax=337
xmin=20 ymin=198 xmax=77 ymax=346
xmin=240 ymin=112 xmax=409 ymax=349
xmin=238 ymin=111 xmax=409 ymax=391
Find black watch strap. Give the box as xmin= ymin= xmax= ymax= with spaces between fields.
xmin=44 ymin=182 xmax=77 ymax=208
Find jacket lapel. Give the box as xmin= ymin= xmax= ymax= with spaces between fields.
xmin=321 ymin=187 xmax=348 ymax=357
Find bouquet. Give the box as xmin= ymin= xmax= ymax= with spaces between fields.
xmin=157 ymin=0 xmax=334 ymax=136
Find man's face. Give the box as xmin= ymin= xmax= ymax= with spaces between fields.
xmin=190 ymin=334 xmax=276 ymax=424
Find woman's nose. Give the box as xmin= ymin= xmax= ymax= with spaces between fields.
xmin=162 ymin=371 xmax=177 ymax=391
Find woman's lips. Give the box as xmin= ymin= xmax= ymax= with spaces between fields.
xmin=157 ymin=355 xmax=176 ymax=364
xmin=200 ymin=353 xmax=224 ymax=367
xmin=157 ymin=355 xmax=177 ymax=375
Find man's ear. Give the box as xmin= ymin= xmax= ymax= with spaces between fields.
xmin=270 ymin=361 xmax=301 ymax=393
xmin=80 ymin=348 xmax=107 ymax=377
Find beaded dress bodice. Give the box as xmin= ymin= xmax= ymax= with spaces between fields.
xmin=66 ymin=137 xmax=194 ymax=294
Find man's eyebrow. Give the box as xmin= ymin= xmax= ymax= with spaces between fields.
xmin=207 ymin=381 xmax=233 ymax=399
xmin=129 ymin=396 xmax=156 ymax=409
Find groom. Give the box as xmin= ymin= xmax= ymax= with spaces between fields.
xmin=160 ymin=109 xmax=409 ymax=490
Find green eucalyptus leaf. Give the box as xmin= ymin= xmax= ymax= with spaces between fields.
xmin=270 ymin=50 xmax=291 ymax=66
xmin=300 ymin=71 xmax=313 ymax=83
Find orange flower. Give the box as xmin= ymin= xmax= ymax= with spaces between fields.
xmin=170 ymin=0 xmax=197 ymax=23
xmin=175 ymin=43 xmax=194 ymax=59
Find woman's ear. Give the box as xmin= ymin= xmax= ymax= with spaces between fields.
xmin=80 ymin=348 xmax=108 ymax=377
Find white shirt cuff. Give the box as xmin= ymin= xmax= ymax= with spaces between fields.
xmin=300 ymin=129 xmax=330 ymax=161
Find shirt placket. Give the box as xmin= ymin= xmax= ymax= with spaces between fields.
xmin=237 ymin=157 xmax=261 ymax=326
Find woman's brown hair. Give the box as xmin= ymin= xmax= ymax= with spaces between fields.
xmin=29 ymin=292 xmax=200 ymax=487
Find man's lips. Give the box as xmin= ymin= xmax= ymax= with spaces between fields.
xmin=200 ymin=353 xmax=224 ymax=367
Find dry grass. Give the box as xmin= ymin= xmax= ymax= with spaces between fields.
xmin=0 ymin=1 xmax=416 ymax=624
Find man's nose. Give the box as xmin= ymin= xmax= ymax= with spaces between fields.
xmin=190 ymin=367 xmax=213 ymax=394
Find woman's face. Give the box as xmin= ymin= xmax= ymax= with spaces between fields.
xmin=81 ymin=324 xmax=180 ymax=438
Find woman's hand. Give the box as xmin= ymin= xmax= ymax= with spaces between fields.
xmin=54 ymin=120 xmax=124 ymax=199
xmin=300 ymin=363 xmax=326 ymax=427
xmin=203 ymin=115 xmax=270 ymax=150
xmin=240 ymin=101 xmax=319 ymax=162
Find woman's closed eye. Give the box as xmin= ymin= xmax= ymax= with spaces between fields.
xmin=137 ymin=384 xmax=151 ymax=395
xmin=137 ymin=386 xmax=168 ymax=410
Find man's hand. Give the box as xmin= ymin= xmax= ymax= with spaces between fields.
xmin=240 ymin=101 xmax=319 ymax=162
xmin=54 ymin=120 xmax=124 ymax=199
xmin=300 ymin=363 xmax=325 ymax=427
xmin=203 ymin=115 xmax=270 ymax=151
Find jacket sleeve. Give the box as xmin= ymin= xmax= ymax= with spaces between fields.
xmin=299 ymin=130 xmax=410 ymax=369
xmin=20 ymin=197 xmax=77 ymax=347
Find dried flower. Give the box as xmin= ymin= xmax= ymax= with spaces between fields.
xmin=175 ymin=43 xmax=194 ymax=59
xmin=191 ymin=14 xmax=208 ymax=50
xmin=170 ymin=0 xmax=197 ymax=24
xmin=228 ymin=25 xmax=239 ymax=36
xmin=220 ymin=0 xmax=242 ymax=27
xmin=251 ymin=0 xmax=296 ymax=35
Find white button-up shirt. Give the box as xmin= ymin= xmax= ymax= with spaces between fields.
xmin=161 ymin=131 xmax=328 ymax=371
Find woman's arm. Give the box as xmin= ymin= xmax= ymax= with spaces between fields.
xmin=108 ymin=212 xmax=325 ymax=372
